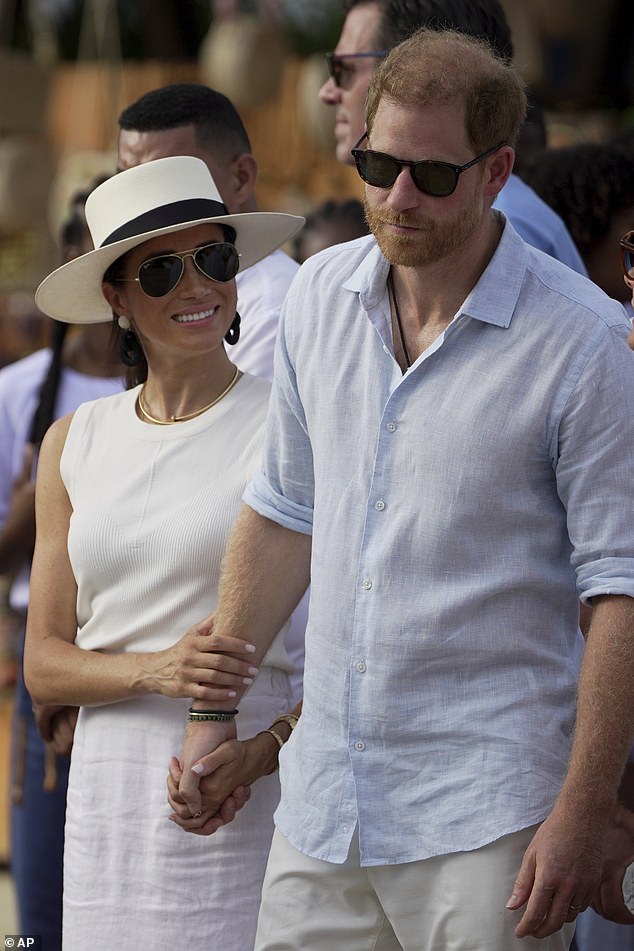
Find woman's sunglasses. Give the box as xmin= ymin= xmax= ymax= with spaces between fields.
xmin=119 ymin=241 xmax=240 ymax=298
xmin=351 ymin=133 xmax=504 ymax=198
xmin=620 ymin=231 xmax=634 ymax=280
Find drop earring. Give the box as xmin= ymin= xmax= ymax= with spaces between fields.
xmin=224 ymin=311 xmax=241 ymax=346
xmin=119 ymin=327 xmax=144 ymax=367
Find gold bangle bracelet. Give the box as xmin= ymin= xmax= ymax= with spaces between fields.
xmin=271 ymin=713 xmax=299 ymax=732
xmin=262 ymin=728 xmax=284 ymax=749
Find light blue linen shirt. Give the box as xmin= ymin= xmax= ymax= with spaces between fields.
xmin=244 ymin=219 xmax=634 ymax=867
xmin=494 ymin=173 xmax=588 ymax=276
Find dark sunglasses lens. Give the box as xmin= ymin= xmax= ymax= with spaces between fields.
xmin=625 ymin=248 xmax=634 ymax=278
xmin=326 ymin=54 xmax=341 ymax=86
xmin=196 ymin=243 xmax=240 ymax=283
xmin=138 ymin=256 xmax=183 ymax=297
xmin=359 ymin=151 xmax=400 ymax=187
xmin=412 ymin=162 xmax=458 ymax=197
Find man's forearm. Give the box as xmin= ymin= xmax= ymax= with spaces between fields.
xmin=509 ymin=594 xmax=634 ymax=938
xmin=195 ymin=504 xmax=311 ymax=709
xmin=178 ymin=508 xmax=310 ymax=810
xmin=562 ymin=595 xmax=634 ymax=814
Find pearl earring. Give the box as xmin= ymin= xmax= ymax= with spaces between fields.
xmin=118 ymin=315 xmax=131 ymax=330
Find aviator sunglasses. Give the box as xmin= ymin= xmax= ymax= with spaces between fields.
xmin=325 ymin=50 xmax=388 ymax=88
xmin=351 ymin=133 xmax=504 ymax=198
xmin=119 ymin=241 xmax=241 ymax=298
xmin=620 ymin=231 xmax=634 ymax=280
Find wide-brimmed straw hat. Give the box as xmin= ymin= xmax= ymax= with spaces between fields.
xmin=35 ymin=155 xmax=304 ymax=324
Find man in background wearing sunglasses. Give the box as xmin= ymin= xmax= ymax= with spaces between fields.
xmin=175 ymin=29 xmax=634 ymax=951
xmin=319 ymin=0 xmax=588 ymax=276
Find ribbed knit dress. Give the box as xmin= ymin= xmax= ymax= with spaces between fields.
xmin=58 ymin=374 xmax=294 ymax=951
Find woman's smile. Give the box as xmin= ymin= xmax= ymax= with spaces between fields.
xmin=172 ymin=305 xmax=219 ymax=325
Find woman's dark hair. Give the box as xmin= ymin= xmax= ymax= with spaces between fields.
xmin=27 ymin=320 xmax=68 ymax=446
xmin=523 ymin=141 xmax=634 ymax=258
xmin=292 ymin=199 xmax=369 ymax=262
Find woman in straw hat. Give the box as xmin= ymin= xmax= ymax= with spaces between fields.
xmin=24 ymin=155 xmax=303 ymax=950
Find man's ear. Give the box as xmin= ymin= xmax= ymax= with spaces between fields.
xmin=482 ymin=145 xmax=515 ymax=199
xmin=231 ymin=153 xmax=258 ymax=204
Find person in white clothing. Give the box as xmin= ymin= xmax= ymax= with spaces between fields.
xmin=117 ymin=82 xmax=307 ymax=705
xmin=24 ymin=156 xmax=304 ymax=951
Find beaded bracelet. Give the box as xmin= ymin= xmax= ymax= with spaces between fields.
xmin=187 ymin=707 xmax=238 ymax=722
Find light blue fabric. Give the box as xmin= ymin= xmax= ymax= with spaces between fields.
xmin=244 ymin=221 xmax=634 ymax=867
xmin=495 ymin=173 xmax=588 ymax=276
xmin=572 ymin=909 xmax=634 ymax=950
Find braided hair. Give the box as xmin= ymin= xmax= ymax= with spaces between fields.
xmin=28 ymin=175 xmax=110 ymax=447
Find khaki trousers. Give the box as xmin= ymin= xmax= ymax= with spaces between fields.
xmin=255 ymin=824 xmax=576 ymax=951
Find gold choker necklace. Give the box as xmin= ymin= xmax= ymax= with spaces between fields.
xmin=137 ymin=367 xmax=242 ymax=425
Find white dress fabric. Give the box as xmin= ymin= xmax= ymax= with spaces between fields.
xmin=59 ymin=375 xmax=293 ymax=951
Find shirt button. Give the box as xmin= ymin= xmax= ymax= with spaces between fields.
xmin=354 ymin=741 xmax=365 ymax=752
xmin=361 ymin=579 xmax=372 ymax=590
xmin=356 ymin=661 xmax=367 ymax=673
xmin=375 ymin=500 xmax=385 ymax=511
xmin=386 ymin=421 xmax=397 ymax=432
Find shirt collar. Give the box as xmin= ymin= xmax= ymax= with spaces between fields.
xmin=460 ymin=216 xmax=528 ymax=329
xmin=343 ymin=216 xmax=528 ymax=331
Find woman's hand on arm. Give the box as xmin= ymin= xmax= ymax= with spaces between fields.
xmin=136 ymin=616 xmax=260 ymax=703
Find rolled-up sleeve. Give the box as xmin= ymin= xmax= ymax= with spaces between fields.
xmin=556 ymin=321 xmax=634 ymax=600
xmin=243 ymin=278 xmax=315 ymax=536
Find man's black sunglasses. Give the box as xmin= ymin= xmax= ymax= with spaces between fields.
xmin=118 ymin=242 xmax=240 ymax=298
xmin=325 ymin=51 xmax=388 ymax=88
xmin=351 ymin=133 xmax=505 ymax=198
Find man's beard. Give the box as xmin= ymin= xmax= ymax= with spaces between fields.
xmin=363 ymin=190 xmax=483 ymax=268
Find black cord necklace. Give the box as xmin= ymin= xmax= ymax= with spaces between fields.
xmin=387 ymin=269 xmax=411 ymax=369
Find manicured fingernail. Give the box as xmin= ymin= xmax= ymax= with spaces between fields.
xmin=243 ymin=677 xmax=254 ymax=685
xmin=245 ymin=643 xmax=256 ymax=653
xmin=227 ymin=690 xmax=237 ymax=697
xmin=247 ymin=666 xmax=258 ymax=675
xmin=506 ymin=895 xmax=517 ymax=908
xmin=192 ymin=763 xmax=204 ymax=775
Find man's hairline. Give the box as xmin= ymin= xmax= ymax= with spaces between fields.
xmin=117 ymin=122 xmax=244 ymax=167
